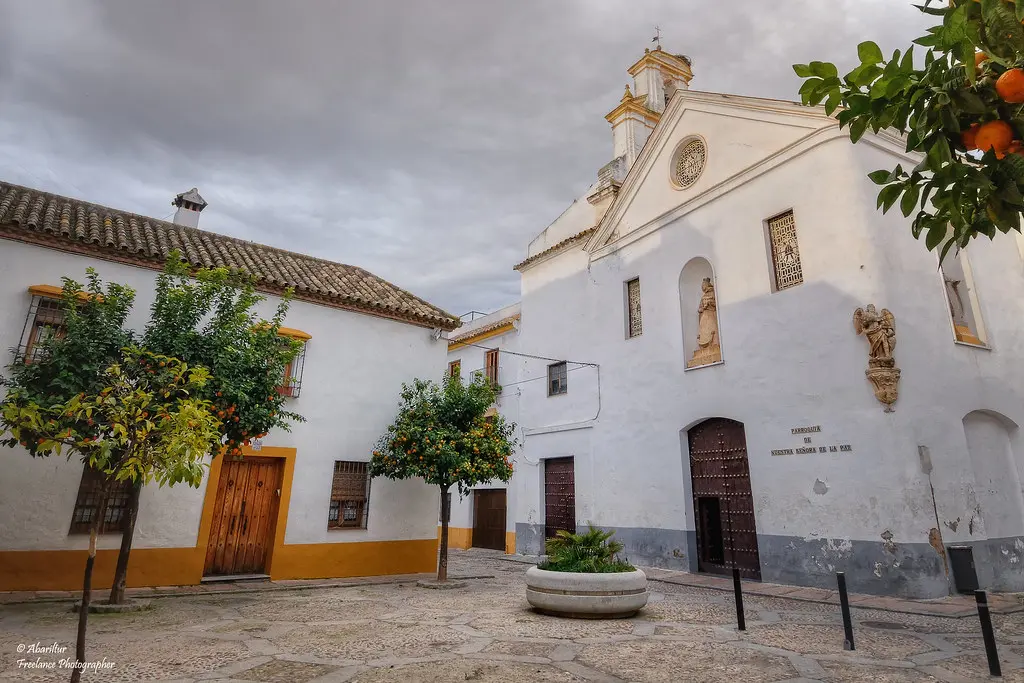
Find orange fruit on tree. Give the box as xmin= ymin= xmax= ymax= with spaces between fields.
xmin=996 ymin=68 xmax=1024 ymax=103
xmin=962 ymin=123 xmax=981 ymax=150
xmin=975 ymin=120 xmax=1014 ymax=155
xmin=975 ymin=52 xmax=989 ymax=69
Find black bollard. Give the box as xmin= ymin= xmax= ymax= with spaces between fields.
xmin=975 ymin=590 xmax=1002 ymax=677
xmin=732 ymin=567 xmax=746 ymax=631
xmin=836 ymin=572 xmax=855 ymax=651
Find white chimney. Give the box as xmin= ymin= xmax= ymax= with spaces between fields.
xmin=171 ymin=188 xmax=207 ymax=228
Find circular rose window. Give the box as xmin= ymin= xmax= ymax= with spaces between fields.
xmin=673 ymin=137 xmax=706 ymax=189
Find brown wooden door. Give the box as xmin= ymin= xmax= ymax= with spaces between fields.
xmin=544 ymin=457 xmax=576 ymax=539
xmin=472 ymin=489 xmax=507 ymax=550
xmin=688 ymin=418 xmax=761 ymax=579
xmin=204 ymin=457 xmax=283 ymax=576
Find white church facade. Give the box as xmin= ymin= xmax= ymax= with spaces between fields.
xmin=487 ymin=47 xmax=1024 ymax=598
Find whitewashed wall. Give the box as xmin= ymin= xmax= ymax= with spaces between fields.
xmin=513 ymin=119 xmax=1024 ymax=596
xmin=0 ymin=240 xmax=447 ymax=551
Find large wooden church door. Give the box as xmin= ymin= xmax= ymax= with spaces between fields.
xmin=688 ymin=418 xmax=761 ymax=579
xmin=204 ymin=457 xmax=283 ymax=577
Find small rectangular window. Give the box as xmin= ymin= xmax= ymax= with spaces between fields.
xmin=69 ymin=467 xmax=132 ymax=535
xmin=328 ymin=461 xmax=370 ymax=529
xmin=449 ymin=360 xmax=461 ymax=378
xmin=19 ymin=296 xmax=67 ymax=364
xmin=484 ymin=349 xmax=499 ymax=386
xmin=547 ymin=362 xmax=567 ymax=396
xmin=626 ymin=278 xmax=642 ymax=338
xmin=767 ymin=210 xmax=803 ymax=291
xmin=941 ymin=249 xmax=987 ymax=346
xmin=276 ymin=342 xmax=307 ymax=398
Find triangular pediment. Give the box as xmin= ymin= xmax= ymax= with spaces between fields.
xmin=589 ymin=91 xmax=837 ymax=251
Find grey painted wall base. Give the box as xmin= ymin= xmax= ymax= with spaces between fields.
xmin=513 ymin=522 xmax=1024 ymax=599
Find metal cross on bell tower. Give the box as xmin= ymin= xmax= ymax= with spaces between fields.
xmin=652 ymin=25 xmax=662 ymax=50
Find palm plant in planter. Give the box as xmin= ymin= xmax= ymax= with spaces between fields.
xmin=540 ymin=526 xmax=635 ymax=573
xmin=526 ymin=524 xmax=649 ymax=618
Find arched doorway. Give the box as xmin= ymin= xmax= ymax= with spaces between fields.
xmin=688 ymin=418 xmax=761 ymax=579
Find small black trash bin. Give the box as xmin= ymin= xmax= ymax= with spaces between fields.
xmin=948 ymin=545 xmax=979 ymax=593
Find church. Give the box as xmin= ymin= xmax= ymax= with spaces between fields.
xmin=459 ymin=45 xmax=1024 ymax=598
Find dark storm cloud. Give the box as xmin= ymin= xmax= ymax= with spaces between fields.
xmin=0 ymin=0 xmax=930 ymax=314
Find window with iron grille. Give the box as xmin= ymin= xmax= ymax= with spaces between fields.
xmin=767 ymin=210 xmax=803 ymax=291
xmin=484 ymin=349 xmax=499 ymax=386
xmin=17 ymin=296 xmax=67 ymax=364
xmin=328 ymin=461 xmax=370 ymax=529
xmin=69 ymin=466 xmax=132 ymax=535
xmin=626 ymin=278 xmax=642 ymax=338
xmin=547 ymin=362 xmax=567 ymax=396
xmin=448 ymin=359 xmax=461 ymax=378
xmin=276 ymin=341 xmax=307 ymax=398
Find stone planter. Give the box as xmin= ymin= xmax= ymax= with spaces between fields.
xmin=525 ymin=566 xmax=648 ymax=619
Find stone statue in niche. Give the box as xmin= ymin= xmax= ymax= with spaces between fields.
xmin=687 ymin=277 xmax=722 ymax=368
xmin=853 ymin=304 xmax=900 ymax=411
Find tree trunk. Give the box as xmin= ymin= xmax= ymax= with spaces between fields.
xmin=108 ymin=480 xmax=142 ymax=604
xmin=438 ymin=485 xmax=451 ymax=582
xmin=71 ymin=489 xmax=108 ymax=683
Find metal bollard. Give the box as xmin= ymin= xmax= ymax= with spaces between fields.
xmin=836 ymin=572 xmax=855 ymax=651
xmin=732 ymin=567 xmax=746 ymax=631
xmin=975 ymin=590 xmax=1002 ymax=677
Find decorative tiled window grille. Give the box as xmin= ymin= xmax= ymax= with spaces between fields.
xmin=673 ymin=138 xmax=707 ymax=189
xmin=626 ymin=278 xmax=642 ymax=338
xmin=767 ymin=210 xmax=804 ymax=290
xmin=328 ymin=461 xmax=370 ymax=529
xmin=277 ymin=341 xmax=307 ymax=398
xmin=548 ymin=362 xmax=568 ymax=396
xmin=17 ymin=296 xmax=67 ymax=364
xmin=69 ymin=467 xmax=132 ymax=535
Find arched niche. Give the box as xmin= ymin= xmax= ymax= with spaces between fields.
xmin=963 ymin=410 xmax=1023 ymax=539
xmin=679 ymin=257 xmax=722 ymax=369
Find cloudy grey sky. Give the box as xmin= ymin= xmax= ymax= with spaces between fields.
xmin=0 ymin=1 xmax=930 ymax=315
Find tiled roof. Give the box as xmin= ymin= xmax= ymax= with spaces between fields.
xmin=513 ymin=227 xmax=596 ymax=272
xmin=447 ymin=313 xmax=520 ymax=345
xmin=0 ymin=181 xmax=460 ymax=330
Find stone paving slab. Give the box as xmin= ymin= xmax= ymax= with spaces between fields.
xmin=0 ymin=550 xmax=1020 ymax=683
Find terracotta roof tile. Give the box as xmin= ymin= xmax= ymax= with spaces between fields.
xmin=0 ymin=180 xmax=460 ymax=330
xmin=513 ymin=227 xmax=596 ymax=272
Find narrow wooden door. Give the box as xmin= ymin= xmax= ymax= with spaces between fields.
xmin=204 ymin=457 xmax=283 ymax=576
xmin=688 ymin=418 xmax=761 ymax=579
xmin=544 ymin=457 xmax=576 ymax=539
xmin=472 ymin=489 xmax=507 ymax=550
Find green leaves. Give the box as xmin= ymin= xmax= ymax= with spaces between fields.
xmin=859 ymin=40 xmax=884 ymax=64
xmin=793 ymin=0 xmax=1024 ymax=255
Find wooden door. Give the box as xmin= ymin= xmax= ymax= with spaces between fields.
xmin=688 ymin=418 xmax=761 ymax=579
xmin=472 ymin=489 xmax=507 ymax=550
xmin=544 ymin=457 xmax=576 ymax=539
xmin=204 ymin=457 xmax=283 ymax=576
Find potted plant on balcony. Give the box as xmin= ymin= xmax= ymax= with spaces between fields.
xmin=525 ymin=524 xmax=648 ymax=618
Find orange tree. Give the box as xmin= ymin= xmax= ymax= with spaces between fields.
xmin=370 ymin=373 xmax=517 ymax=582
xmin=1 ymin=346 xmax=220 ymax=683
xmin=794 ymin=0 xmax=1024 ymax=260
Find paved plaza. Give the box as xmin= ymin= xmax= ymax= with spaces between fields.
xmin=1 ymin=550 xmax=1022 ymax=682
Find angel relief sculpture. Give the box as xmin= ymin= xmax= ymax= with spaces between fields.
xmin=853 ymin=304 xmax=900 ymax=411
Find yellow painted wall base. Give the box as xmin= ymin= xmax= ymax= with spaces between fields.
xmin=269 ymin=538 xmax=438 ymax=580
xmin=505 ymin=531 xmax=516 ymax=555
xmin=0 ymin=547 xmax=203 ymax=592
xmin=0 ymin=538 xmax=440 ymax=592
xmin=438 ymin=526 xmax=473 ymax=550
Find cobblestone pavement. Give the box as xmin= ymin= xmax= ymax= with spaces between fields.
xmin=1 ymin=550 xmax=1022 ymax=682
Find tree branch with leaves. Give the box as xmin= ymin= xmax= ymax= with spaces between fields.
xmin=794 ymin=0 xmax=1024 ymax=260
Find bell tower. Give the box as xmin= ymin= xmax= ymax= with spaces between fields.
xmin=589 ymin=46 xmax=694 ymax=220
